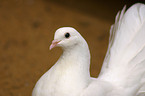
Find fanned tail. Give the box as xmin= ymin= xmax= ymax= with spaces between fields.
xmin=99 ymin=3 xmax=145 ymax=95
xmin=100 ymin=6 xmax=126 ymax=74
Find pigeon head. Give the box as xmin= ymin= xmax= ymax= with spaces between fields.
xmin=49 ymin=27 xmax=85 ymax=50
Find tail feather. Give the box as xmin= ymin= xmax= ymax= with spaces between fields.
xmin=109 ymin=4 xmax=145 ymax=68
xmin=100 ymin=6 xmax=126 ymax=74
xmin=99 ymin=3 xmax=145 ymax=91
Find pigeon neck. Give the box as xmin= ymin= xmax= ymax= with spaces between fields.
xmin=62 ymin=42 xmax=90 ymax=67
xmin=53 ymin=40 xmax=91 ymax=93
xmin=58 ymin=41 xmax=91 ymax=79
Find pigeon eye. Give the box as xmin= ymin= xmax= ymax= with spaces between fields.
xmin=65 ymin=33 xmax=70 ymax=38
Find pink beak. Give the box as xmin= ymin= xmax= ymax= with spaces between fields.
xmin=49 ymin=40 xmax=60 ymax=50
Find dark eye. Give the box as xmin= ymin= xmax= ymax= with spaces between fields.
xmin=65 ymin=33 xmax=70 ymax=38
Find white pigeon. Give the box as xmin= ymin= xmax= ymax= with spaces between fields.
xmin=32 ymin=3 xmax=145 ymax=96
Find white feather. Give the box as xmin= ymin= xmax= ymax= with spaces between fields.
xmin=99 ymin=3 xmax=145 ymax=95
xmin=81 ymin=3 xmax=145 ymax=96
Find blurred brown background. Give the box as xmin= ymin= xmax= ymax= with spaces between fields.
xmin=0 ymin=0 xmax=144 ymax=96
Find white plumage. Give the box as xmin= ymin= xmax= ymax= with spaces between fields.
xmin=32 ymin=3 xmax=145 ymax=96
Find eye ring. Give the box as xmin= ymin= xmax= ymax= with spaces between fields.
xmin=65 ymin=32 xmax=70 ymax=38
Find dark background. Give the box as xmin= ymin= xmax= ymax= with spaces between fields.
xmin=0 ymin=0 xmax=144 ymax=96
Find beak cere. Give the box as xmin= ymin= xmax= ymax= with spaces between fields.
xmin=49 ymin=40 xmax=60 ymax=50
